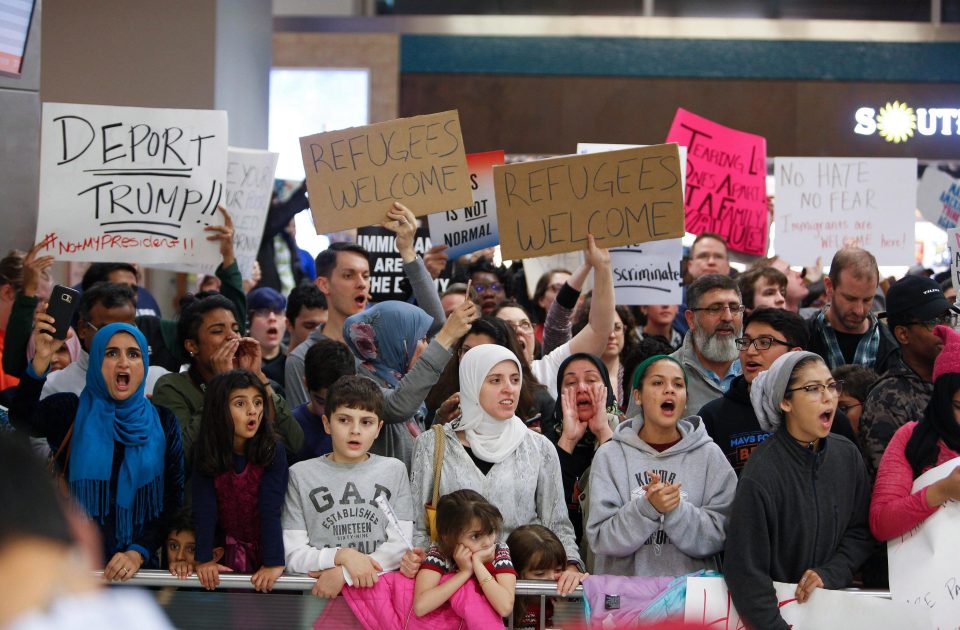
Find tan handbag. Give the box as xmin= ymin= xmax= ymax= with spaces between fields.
xmin=423 ymin=424 xmax=445 ymax=541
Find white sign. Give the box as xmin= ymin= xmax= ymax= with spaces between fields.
xmin=917 ymin=167 xmax=960 ymax=230
xmin=521 ymin=251 xmax=589 ymax=300
xmin=427 ymin=150 xmax=503 ymax=259
xmin=154 ymin=147 xmax=278 ymax=278
xmin=950 ymin=229 xmax=960 ymax=295
xmin=774 ymin=157 xmax=917 ymax=266
xmin=577 ymin=143 xmax=684 ymax=304
xmin=36 ymin=102 xmax=228 ymax=265
xmin=685 ymin=576 xmax=928 ymax=629
xmin=889 ymin=456 xmax=960 ymax=629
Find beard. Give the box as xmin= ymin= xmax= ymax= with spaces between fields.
xmin=693 ymin=323 xmax=741 ymax=363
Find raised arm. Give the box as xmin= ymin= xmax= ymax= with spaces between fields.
xmin=541 ymin=260 xmax=589 ymax=355
xmin=384 ymin=202 xmax=446 ymax=335
xmin=568 ymin=235 xmax=614 ymax=356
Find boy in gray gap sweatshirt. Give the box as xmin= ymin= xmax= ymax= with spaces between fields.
xmin=282 ymin=376 xmax=418 ymax=595
xmin=585 ymin=416 xmax=737 ymax=577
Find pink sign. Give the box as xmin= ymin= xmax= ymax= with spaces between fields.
xmin=666 ymin=108 xmax=768 ymax=256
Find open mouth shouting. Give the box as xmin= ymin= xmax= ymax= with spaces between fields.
xmin=576 ymin=393 xmax=593 ymax=415
xmin=115 ymin=371 xmax=131 ymax=392
xmin=659 ymin=398 xmax=678 ymax=417
xmin=354 ymin=293 xmax=368 ymax=311
xmin=743 ymin=359 xmax=766 ymax=376
xmin=818 ymin=408 xmax=834 ymax=432
xmin=245 ymin=418 xmax=260 ymax=433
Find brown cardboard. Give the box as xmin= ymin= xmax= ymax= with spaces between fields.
xmin=494 ymin=144 xmax=686 ymax=260
xmin=300 ymin=110 xmax=472 ymax=233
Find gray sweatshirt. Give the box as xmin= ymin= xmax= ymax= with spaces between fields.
xmin=282 ymin=454 xmax=415 ymax=575
xmin=409 ymin=423 xmax=583 ymax=568
xmin=585 ymin=416 xmax=737 ymax=577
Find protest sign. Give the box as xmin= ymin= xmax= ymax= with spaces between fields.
xmin=36 ymin=102 xmax=228 ymax=264
xmin=494 ymin=144 xmax=685 ymax=260
xmin=577 ymin=143 xmax=684 ymax=305
xmin=355 ymin=225 xmax=451 ymax=303
xmin=888 ymin=456 xmax=960 ymax=629
xmin=685 ymin=576 xmax=928 ymax=629
xmin=300 ymin=110 xmax=472 ymax=234
xmin=917 ymin=166 xmax=960 ymax=229
xmin=666 ymin=108 xmax=768 ymax=257
xmin=950 ymin=228 xmax=960 ymax=295
xmin=154 ymin=147 xmax=278 ymax=278
xmin=521 ymin=251 xmax=589 ymax=300
xmin=774 ymin=157 xmax=917 ymax=266
xmin=427 ymin=150 xmax=504 ymax=259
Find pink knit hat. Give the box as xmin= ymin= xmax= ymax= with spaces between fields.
xmin=933 ymin=325 xmax=960 ymax=383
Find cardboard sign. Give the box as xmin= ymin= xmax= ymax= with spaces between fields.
xmin=155 ymin=147 xmax=278 ymax=278
xmin=950 ymin=228 xmax=960 ymax=295
xmin=685 ymin=576 xmax=928 ymax=629
xmin=577 ymin=143 xmax=684 ymax=305
xmin=666 ymin=108 xmax=768 ymax=256
xmin=889 ymin=456 xmax=960 ymax=629
xmin=917 ymin=166 xmax=960 ymax=229
xmin=36 ymin=102 xmax=228 ymax=264
xmin=494 ymin=144 xmax=685 ymax=260
xmin=774 ymin=157 xmax=917 ymax=266
xmin=355 ymin=225 xmax=450 ymax=303
xmin=300 ymin=110 xmax=472 ymax=234
xmin=427 ymin=150 xmax=504 ymax=259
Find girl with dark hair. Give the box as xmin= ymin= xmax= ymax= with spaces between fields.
xmin=152 ymin=293 xmax=303 ymax=462
xmin=506 ymin=524 xmax=569 ymax=629
xmin=192 ymin=369 xmax=288 ymax=592
xmin=414 ymin=489 xmax=517 ymax=620
xmin=724 ymin=352 xmax=874 ymax=630
xmin=871 ymin=326 xmax=960 ymax=541
xmin=11 ymin=317 xmax=184 ymax=581
xmin=426 ymin=316 xmax=554 ymax=427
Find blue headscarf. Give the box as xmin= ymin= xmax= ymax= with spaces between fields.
xmin=69 ymin=323 xmax=165 ymax=548
xmin=343 ymin=301 xmax=434 ymax=388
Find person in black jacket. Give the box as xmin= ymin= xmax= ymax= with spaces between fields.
xmin=700 ymin=308 xmax=856 ymax=476
xmin=723 ymin=351 xmax=875 ymax=630
xmin=257 ymin=182 xmax=309 ymax=294
xmin=11 ymin=318 xmax=184 ymax=580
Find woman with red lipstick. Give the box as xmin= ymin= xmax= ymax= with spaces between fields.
xmin=724 ymin=351 xmax=874 ymax=630
xmin=585 ymin=354 xmax=736 ymax=577
xmin=11 ymin=319 xmax=184 ymax=581
xmin=192 ymin=369 xmax=288 ymax=593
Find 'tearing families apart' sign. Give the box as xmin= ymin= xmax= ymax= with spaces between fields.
xmin=493 ymin=144 xmax=685 ymax=260
xmin=299 ymin=110 xmax=473 ymax=234
xmin=666 ymin=108 xmax=768 ymax=257
xmin=36 ymin=102 xmax=228 ymax=264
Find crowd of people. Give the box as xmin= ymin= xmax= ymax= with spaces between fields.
xmin=1 ymin=196 xmax=959 ymax=630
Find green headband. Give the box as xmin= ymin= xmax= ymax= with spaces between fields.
xmin=631 ymin=354 xmax=687 ymax=390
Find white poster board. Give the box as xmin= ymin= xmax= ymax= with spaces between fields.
xmin=521 ymin=251 xmax=588 ymax=300
xmin=36 ymin=102 xmax=228 ymax=265
xmin=888 ymin=456 xmax=960 ymax=629
xmin=685 ymin=576 xmax=928 ymax=629
xmin=577 ymin=143 xmax=684 ymax=304
xmin=427 ymin=150 xmax=503 ymax=259
xmin=154 ymin=147 xmax=278 ymax=278
xmin=950 ymin=228 xmax=960 ymax=295
xmin=774 ymin=157 xmax=917 ymax=266
xmin=917 ymin=167 xmax=960 ymax=230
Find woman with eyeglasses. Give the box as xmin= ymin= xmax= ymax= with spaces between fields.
xmin=869 ymin=326 xmax=960 ymax=543
xmin=724 ymin=351 xmax=874 ymax=630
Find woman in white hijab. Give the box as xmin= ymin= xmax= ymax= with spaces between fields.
xmin=410 ymin=344 xmax=585 ymax=595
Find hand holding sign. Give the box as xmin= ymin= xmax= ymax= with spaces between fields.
xmin=204 ymin=206 xmax=235 ymax=268
xmin=382 ymin=202 xmax=418 ymax=263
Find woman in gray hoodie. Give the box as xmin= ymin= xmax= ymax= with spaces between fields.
xmin=585 ymin=354 xmax=737 ymax=576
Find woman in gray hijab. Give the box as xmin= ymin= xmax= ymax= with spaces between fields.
xmin=722 ymin=351 xmax=875 ymax=630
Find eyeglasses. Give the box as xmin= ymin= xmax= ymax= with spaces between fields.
xmin=505 ymin=319 xmax=533 ymax=333
xmin=85 ymin=321 xmax=99 ymax=333
xmin=904 ymin=312 xmax=959 ymax=331
xmin=474 ymin=283 xmax=502 ymax=294
xmin=786 ymin=381 xmax=844 ymax=397
xmin=612 ymin=323 xmax=624 ymax=333
xmin=838 ymin=402 xmax=861 ymax=414
xmin=250 ymin=308 xmax=284 ymax=319
xmin=735 ymin=336 xmax=793 ymax=351
xmin=690 ymin=303 xmax=746 ymax=317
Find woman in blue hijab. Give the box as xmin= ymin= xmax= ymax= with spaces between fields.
xmin=11 ymin=314 xmax=184 ymax=581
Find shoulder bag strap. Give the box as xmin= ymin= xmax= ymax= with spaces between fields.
xmin=431 ymin=424 xmax=445 ymax=507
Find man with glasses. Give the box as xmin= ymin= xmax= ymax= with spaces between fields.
xmin=700 ymin=308 xmax=855 ymax=475
xmin=667 ymin=274 xmax=744 ymax=416
xmin=859 ymin=275 xmax=957 ymax=477
xmin=807 ymin=248 xmax=899 ymax=374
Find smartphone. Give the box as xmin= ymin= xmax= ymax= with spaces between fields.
xmin=46 ymin=284 xmax=80 ymax=340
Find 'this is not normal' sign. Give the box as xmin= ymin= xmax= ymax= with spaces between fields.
xmin=36 ymin=102 xmax=228 ymax=264
xmin=494 ymin=144 xmax=685 ymax=260
xmin=300 ymin=110 xmax=472 ymax=234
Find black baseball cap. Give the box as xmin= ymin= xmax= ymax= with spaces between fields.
xmin=882 ymin=275 xmax=951 ymax=322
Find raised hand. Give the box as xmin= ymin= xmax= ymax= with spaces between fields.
xmin=383 ymin=202 xmax=418 ymax=263
xmin=22 ymin=236 xmax=56 ymax=298
xmin=435 ymin=299 xmax=478 ymax=349
xmin=557 ymin=385 xmax=588 ymax=453
xmin=205 ymin=205 xmax=236 ymax=268
xmin=584 ymin=234 xmax=611 ymax=269
xmin=586 ymin=382 xmax=613 ymax=443
xmin=31 ymin=310 xmax=64 ymax=375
